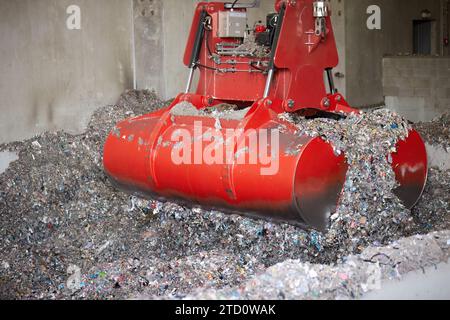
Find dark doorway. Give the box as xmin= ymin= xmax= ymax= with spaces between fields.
xmin=413 ymin=20 xmax=432 ymax=54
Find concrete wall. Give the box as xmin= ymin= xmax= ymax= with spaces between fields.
xmin=134 ymin=0 xmax=164 ymax=97
xmin=133 ymin=0 xmax=209 ymax=99
xmin=383 ymin=56 xmax=450 ymax=122
xmin=330 ymin=0 xmax=347 ymax=96
xmin=345 ymin=0 xmax=442 ymax=107
xmin=444 ymin=0 xmax=450 ymax=57
xmin=161 ymin=0 xmax=204 ymax=99
xmin=0 ymin=0 xmax=133 ymax=144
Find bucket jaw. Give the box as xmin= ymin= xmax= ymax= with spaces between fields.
xmin=104 ymin=96 xmax=349 ymax=232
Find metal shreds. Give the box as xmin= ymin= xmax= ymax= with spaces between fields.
xmin=280 ymin=109 xmax=416 ymax=255
xmin=170 ymin=101 xmax=249 ymax=121
xmin=234 ymin=34 xmax=270 ymax=58
xmin=309 ymin=231 xmax=323 ymax=252
xmin=185 ymin=230 xmax=450 ymax=300
xmin=414 ymin=113 xmax=449 ymax=150
xmin=410 ymin=168 xmax=450 ymax=233
xmin=0 ymin=91 xmax=448 ymax=300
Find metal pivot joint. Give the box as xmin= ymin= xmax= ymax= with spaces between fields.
xmin=313 ymin=1 xmax=328 ymax=37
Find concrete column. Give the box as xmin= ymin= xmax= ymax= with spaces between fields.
xmin=330 ymin=0 xmax=347 ymax=97
xmin=161 ymin=0 xmax=202 ymax=99
xmin=133 ymin=0 xmax=165 ymax=97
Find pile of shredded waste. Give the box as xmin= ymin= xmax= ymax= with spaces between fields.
xmin=0 ymin=91 xmax=448 ymax=300
xmin=415 ymin=113 xmax=450 ymax=150
xmin=280 ymin=111 xmax=414 ymax=257
xmin=184 ymin=230 xmax=450 ymax=300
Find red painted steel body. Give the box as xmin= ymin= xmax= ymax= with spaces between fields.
xmin=104 ymin=95 xmax=349 ymax=230
xmin=103 ymin=0 xmax=428 ymax=231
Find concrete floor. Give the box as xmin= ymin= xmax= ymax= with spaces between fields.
xmin=427 ymin=144 xmax=450 ymax=171
xmin=0 ymin=151 xmax=18 ymax=174
xmin=363 ymin=259 xmax=450 ymax=300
